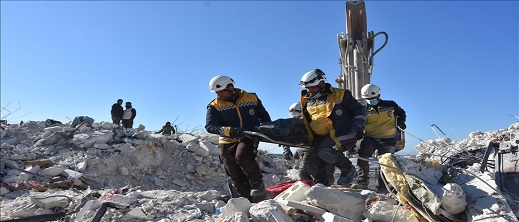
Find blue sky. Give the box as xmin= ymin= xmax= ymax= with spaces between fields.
xmin=1 ymin=1 xmax=517 ymax=155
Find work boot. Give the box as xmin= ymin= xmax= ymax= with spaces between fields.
xmin=325 ymin=164 xmax=336 ymax=186
xmin=336 ymin=166 xmax=358 ymax=186
xmin=250 ymin=179 xmax=266 ymax=197
xmin=351 ymin=179 xmax=369 ymax=189
xmin=376 ymin=185 xmax=389 ymax=194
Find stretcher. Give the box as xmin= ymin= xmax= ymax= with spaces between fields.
xmin=243 ymin=118 xmax=312 ymax=149
xmin=243 ymin=131 xmax=311 ymax=150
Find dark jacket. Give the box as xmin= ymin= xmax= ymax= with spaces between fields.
xmin=158 ymin=125 xmax=175 ymax=135
xmin=364 ymin=99 xmax=406 ymax=139
xmin=301 ymin=83 xmax=366 ymax=147
xmin=205 ymin=88 xmax=271 ymax=144
xmin=111 ymin=103 xmax=123 ymax=117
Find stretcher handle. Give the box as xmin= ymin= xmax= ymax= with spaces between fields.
xmin=243 ymin=131 xmax=310 ymax=149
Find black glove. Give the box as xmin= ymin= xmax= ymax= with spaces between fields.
xmin=352 ymin=125 xmax=364 ymax=140
xmin=283 ymin=146 xmax=293 ymax=160
xmin=283 ymin=151 xmax=293 ymax=160
xmin=398 ymin=123 xmax=406 ymax=130
xmin=345 ymin=144 xmax=357 ymax=157
xmin=230 ymin=127 xmax=245 ymax=137
xmin=337 ymin=138 xmax=356 ymax=152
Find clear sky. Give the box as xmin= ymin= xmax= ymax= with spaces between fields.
xmin=1 ymin=1 xmax=518 ymax=155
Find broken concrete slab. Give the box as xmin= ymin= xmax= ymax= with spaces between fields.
xmin=250 ymin=199 xmax=294 ymax=222
xmin=305 ymin=184 xmax=366 ymax=221
xmin=220 ymin=197 xmax=252 ymax=218
xmin=30 ymin=194 xmax=70 ymax=209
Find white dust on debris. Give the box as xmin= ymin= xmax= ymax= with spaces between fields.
xmin=0 ymin=120 xmax=296 ymax=221
xmin=0 ymin=119 xmax=518 ymax=221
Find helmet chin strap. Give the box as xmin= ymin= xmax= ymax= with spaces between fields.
xmin=310 ymin=92 xmax=322 ymax=99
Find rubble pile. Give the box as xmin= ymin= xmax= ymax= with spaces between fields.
xmin=413 ymin=122 xmax=519 ymax=221
xmin=415 ymin=122 xmax=518 ymax=164
xmin=0 ymin=120 xmax=518 ymax=222
xmin=0 ymin=120 xmax=294 ymax=221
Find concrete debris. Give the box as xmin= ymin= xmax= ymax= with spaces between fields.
xmin=362 ymin=198 xmax=417 ymax=222
xmin=320 ymin=212 xmax=353 ymax=222
xmin=415 ymin=122 xmax=519 ymax=221
xmin=281 ymin=199 xmax=327 ymax=216
xmin=219 ymin=197 xmax=251 ymax=218
xmin=305 ymin=184 xmax=366 ymax=221
xmin=30 ymin=193 xmax=71 ymax=209
xmin=249 ymin=199 xmax=293 ymax=222
xmin=0 ymin=120 xmax=518 ymax=221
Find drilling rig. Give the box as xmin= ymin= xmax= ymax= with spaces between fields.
xmin=335 ymin=0 xmax=388 ymax=105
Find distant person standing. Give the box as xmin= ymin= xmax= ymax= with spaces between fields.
xmin=111 ymin=99 xmax=123 ymax=125
xmin=122 ymin=102 xmax=136 ymax=128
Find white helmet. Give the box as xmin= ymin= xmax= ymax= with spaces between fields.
xmin=288 ymin=102 xmax=302 ymax=118
xmin=209 ymin=75 xmax=235 ymax=92
xmin=361 ymin=84 xmax=381 ymax=99
xmin=299 ymin=69 xmax=326 ymax=87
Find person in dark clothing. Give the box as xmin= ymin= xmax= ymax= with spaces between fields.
xmin=351 ymin=84 xmax=406 ymax=192
xmin=122 ymin=102 xmax=136 ymax=128
xmin=111 ymin=99 xmax=124 ymax=125
xmin=280 ymin=102 xmax=302 ymax=160
xmin=156 ymin=121 xmax=176 ymax=135
xmin=283 ymin=102 xmax=321 ymax=181
xmin=205 ymin=75 xmax=271 ymax=202
xmin=299 ymin=69 xmax=366 ymax=186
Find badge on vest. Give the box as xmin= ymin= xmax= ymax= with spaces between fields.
xmin=335 ymin=109 xmax=343 ymax=116
xmin=249 ymin=109 xmax=255 ymax=115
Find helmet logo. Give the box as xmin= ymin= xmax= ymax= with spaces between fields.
xmin=335 ymin=109 xmax=343 ymax=116
xmin=249 ymin=109 xmax=255 ymax=116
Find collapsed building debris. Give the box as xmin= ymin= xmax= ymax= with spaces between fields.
xmin=1 ymin=120 xmax=518 ymax=221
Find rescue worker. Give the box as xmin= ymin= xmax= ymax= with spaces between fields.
xmin=280 ymin=102 xmax=302 ymax=160
xmin=299 ymin=69 xmax=366 ymax=186
xmin=351 ymin=83 xmax=406 ymax=191
xmin=283 ymin=102 xmax=325 ymax=182
xmin=205 ymin=75 xmax=272 ymax=202
xmin=156 ymin=121 xmax=176 ymax=135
